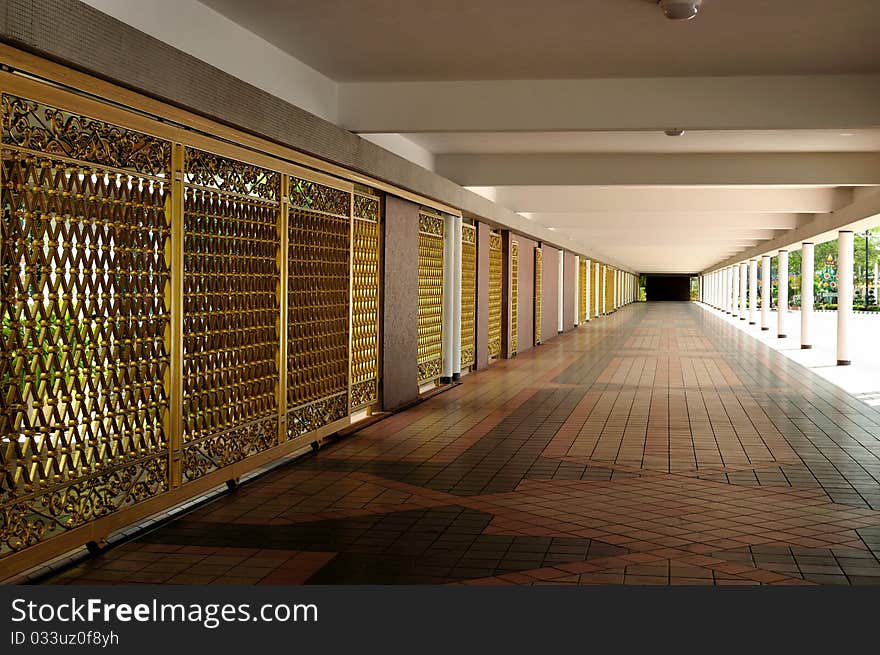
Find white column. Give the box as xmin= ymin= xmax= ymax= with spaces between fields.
xmin=801 ymin=242 xmax=814 ymax=350
xmin=777 ymin=250 xmax=788 ymax=338
xmin=557 ymin=250 xmax=564 ymax=332
xmin=584 ymin=260 xmax=591 ymax=321
xmin=574 ymin=255 xmax=580 ymax=326
xmin=452 ymin=216 xmax=463 ymax=379
xmin=837 ymin=230 xmax=854 ymax=365
xmin=739 ymin=263 xmax=747 ymax=320
xmin=761 ymin=256 xmax=771 ymax=330
xmin=594 ymin=263 xmax=600 ymax=317
xmin=441 ymin=214 xmax=456 ymax=381
xmin=731 ymin=265 xmax=740 ymax=317
xmin=748 ymin=259 xmax=758 ymax=325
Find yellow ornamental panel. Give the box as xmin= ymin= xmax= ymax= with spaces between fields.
xmin=534 ymin=248 xmax=543 ymax=345
xmin=460 ymin=224 xmax=476 ymax=368
xmin=350 ymin=193 xmax=381 ymax=410
xmin=287 ymin=176 xmax=351 ymax=437
xmin=579 ymin=258 xmax=588 ymax=321
xmin=181 ymin=148 xmax=281 ymax=481
xmin=510 ymin=240 xmax=518 ymax=355
xmin=417 ymin=211 xmax=444 ymax=384
xmin=488 ymin=231 xmax=502 ymax=358
xmin=0 ymin=94 xmax=172 ymax=555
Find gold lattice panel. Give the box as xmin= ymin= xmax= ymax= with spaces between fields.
xmin=417 ymin=211 xmax=444 ymax=384
xmin=350 ymin=193 xmax=380 ymax=409
xmin=593 ymin=261 xmax=601 ymax=317
xmin=605 ymin=267 xmax=614 ymax=314
xmin=579 ymin=258 xmax=589 ymax=321
xmin=0 ymin=94 xmax=171 ymax=555
xmin=510 ymin=240 xmax=519 ymax=354
xmin=460 ymin=224 xmax=476 ymax=368
xmin=534 ymin=248 xmax=543 ymax=345
xmin=488 ymin=231 xmax=502 ymax=358
xmin=287 ymin=177 xmax=351 ymax=437
xmin=180 ymin=148 xmax=280 ymax=481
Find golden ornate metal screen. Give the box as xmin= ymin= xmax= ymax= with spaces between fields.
xmin=605 ymin=267 xmax=614 ymax=314
xmin=1 ymin=93 xmax=172 ymax=557
xmin=0 ymin=78 xmax=386 ymax=574
xmin=460 ymin=224 xmax=476 ymax=369
xmin=417 ymin=211 xmax=443 ymax=384
xmin=487 ymin=231 xmax=502 ymax=358
xmin=579 ymin=258 xmax=589 ymax=321
xmin=510 ymin=240 xmax=518 ymax=355
xmin=534 ymin=248 xmax=543 ymax=345
xmin=181 ymin=148 xmax=281 ymax=482
xmin=350 ymin=193 xmax=380 ymax=410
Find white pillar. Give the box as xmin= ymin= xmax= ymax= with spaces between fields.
xmin=452 ymin=216 xmax=463 ymax=379
xmin=761 ymin=256 xmax=771 ymax=330
xmin=738 ymin=263 xmax=747 ymax=320
xmin=557 ymin=250 xmax=564 ymax=332
xmin=777 ymin=250 xmax=788 ymax=338
xmin=574 ymin=255 xmax=580 ymax=326
xmin=441 ymin=214 xmax=456 ymax=381
xmin=748 ymin=259 xmax=758 ymax=325
xmin=801 ymin=242 xmax=814 ymax=350
xmin=837 ymin=230 xmax=854 ymax=365
xmin=594 ymin=263 xmax=600 ymax=317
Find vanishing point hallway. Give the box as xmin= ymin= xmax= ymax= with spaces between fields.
xmin=40 ymin=303 xmax=880 ymax=586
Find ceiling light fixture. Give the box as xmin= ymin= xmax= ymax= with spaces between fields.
xmin=664 ymin=128 xmax=685 ymax=136
xmin=657 ymin=0 xmax=703 ymax=21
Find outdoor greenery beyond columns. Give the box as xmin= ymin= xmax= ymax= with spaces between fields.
xmin=732 ymin=265 xmax=740 ymax=317
xmin=748 ymin=259 xmax=758 ymax=325
xmin=777 ymin=250 xmax=789 ymax=338
xmin=837 ymin=230 xmax=854 ymax=366
xmin=801 ymin=242 xmax=814 ymax=350
xmin=761 ymin=256 xmax=772 ymax=331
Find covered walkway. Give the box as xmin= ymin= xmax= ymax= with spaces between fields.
xmin=38 ymin=303 xmax=880 ymax=586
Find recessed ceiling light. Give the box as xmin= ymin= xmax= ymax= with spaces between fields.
xmin=657 ymin=0 xmax=703 ymax=21
xmin=839 ymin=132 xmax=855 ymax=137
xmin=665 ymin=128 xmax=685 ymax=136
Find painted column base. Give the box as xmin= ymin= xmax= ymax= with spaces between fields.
xmin=801 ymin=345 xmax=812 ymax=350
xmin=778 ymin=334 xmax=786 ymax=338
xmin=749 ymin=322 xmax=756 ymax=325
xmin=761 ymin=327 xmax=769 ymax=331
xmin=837 ymin=360 xmax=851 ymax=366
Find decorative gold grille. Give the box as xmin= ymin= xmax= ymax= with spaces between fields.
xmin=605 ymin=267 xmax=613 ymax=314
xmin=488 ymin=231 xmax=502 ymax=358
xmin=0 ymin=94 xmax=171 ymax=555
xmin=460 ymin=224 xmax=476 ymax=368
xmin=534 ymin=248 xmax=543 ymax=345
xmin=579 ymin=258 xmax=588 ymax=321
xmin=287 ymin=177 xmax=351 ymax=437
xmin=180 ymin=148 xmax=280 ymax=482
xmin=417 ymin=211 xmax=443 ymax=384
xmin=510 ymin=240 xmax=518 ymax=355
xmin=350 ymin=193 xmax=380 ymax=409
xmin=593 ymin=261 xmax=601 ymax=317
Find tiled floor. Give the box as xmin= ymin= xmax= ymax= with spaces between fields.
xmin=39 ymin=302 xmax=880 ymax=585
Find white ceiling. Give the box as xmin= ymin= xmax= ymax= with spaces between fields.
xmin=199 ymin=0 xmax=880 ymax=81
xmin=403 ymin=130 xmax=880 ymax=154
xmin=182 ymin=0 xmax=880 ymax=273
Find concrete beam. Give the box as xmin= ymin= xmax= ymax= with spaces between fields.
xmin=524 ymin=212 xmax=807 ymax=231
xmin=479 ymin=186 xmax=848 ymax=214
xmin=437 ymin=153 xmax=880 ymax=187
xmin=340 ymin=75 xmax=880 ymax=133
